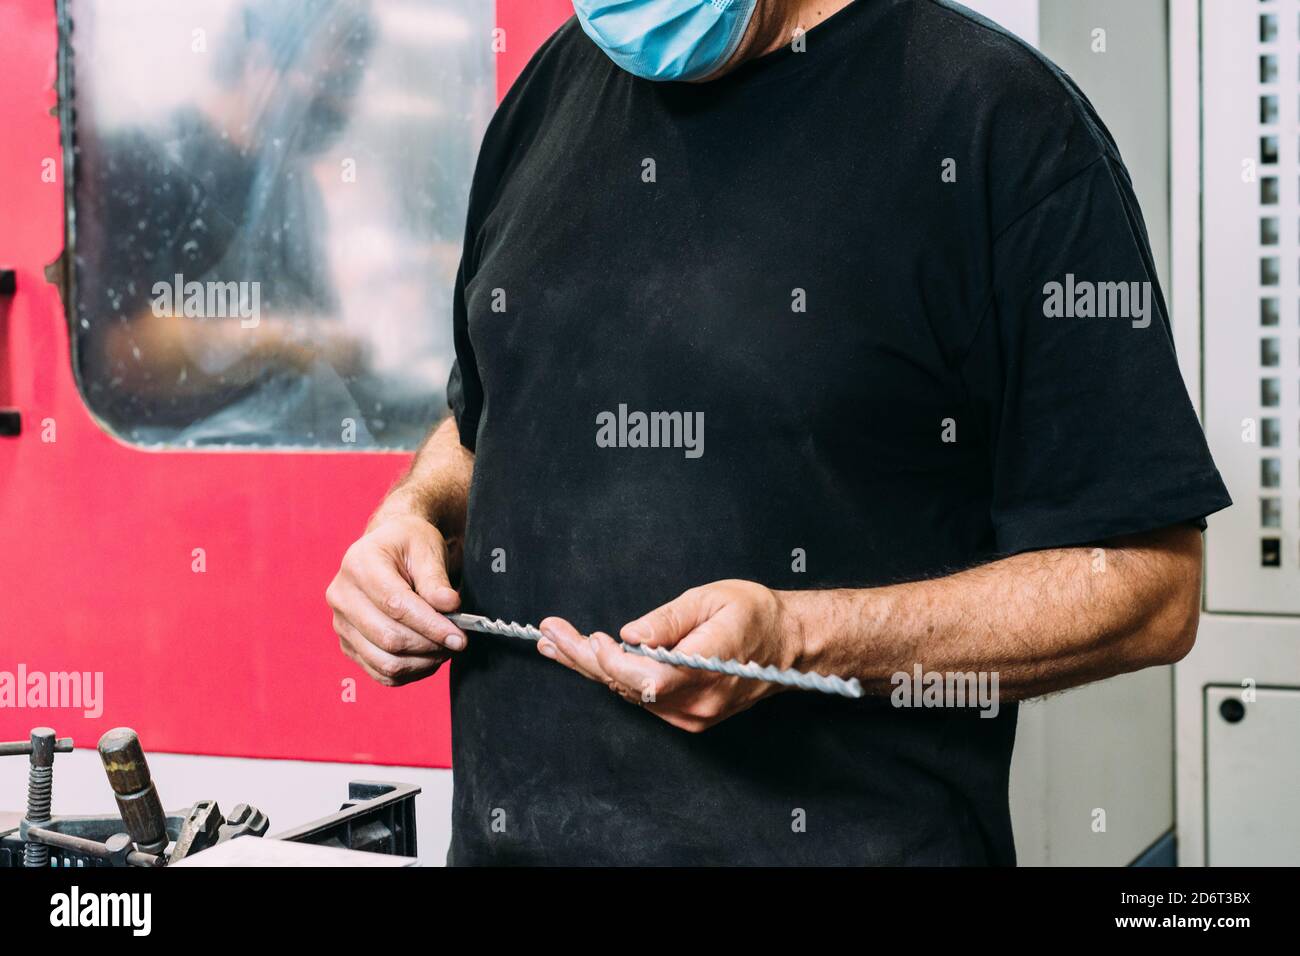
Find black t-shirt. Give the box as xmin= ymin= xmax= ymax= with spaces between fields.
xmin=445 ymin=0 xmax=1231 ymax=865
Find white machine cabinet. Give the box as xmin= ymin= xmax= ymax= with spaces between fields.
xmin=1173 ymin=0 xmax=1300 ymax=866
xmin=1202 ymin=0 xmax=1300 ymax=610
xmin=1204 ymin=686 xmax=1300 ymax=866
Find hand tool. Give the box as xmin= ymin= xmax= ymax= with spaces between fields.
xmin=97 ymin=728 xmax=170 ymax=856
xmin=7 ymin=728 xmax=72 ymax=867
xmin=169 ymin=800 xmax=224 ymax=863
xmin=4 ymin=726 xmax=421 ymax=867
xmin=447 ymin=613 xmax=864 ymax=699
xmin=0 ymin=733 xmax=73 ymax=758
xmin=19 ymin=825 xmax=161 ymax=867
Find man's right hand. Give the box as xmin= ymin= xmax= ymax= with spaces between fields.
xmin=327 ymin=513 xmax=467 ymax=686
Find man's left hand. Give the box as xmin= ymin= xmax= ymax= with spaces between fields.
xmin=536 ymin=580 xmax=806 ymax=732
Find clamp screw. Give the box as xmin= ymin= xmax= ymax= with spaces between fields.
xmin=23 ymin=728 xmax=57 ymax=867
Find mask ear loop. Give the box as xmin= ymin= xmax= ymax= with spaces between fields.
xmin=712 ymin=0 xmax=762 ymax=71
xmin=673 ymin=0 xmax=760 ymax=82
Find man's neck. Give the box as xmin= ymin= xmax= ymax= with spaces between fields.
xmin=764 ymin=0 xmax=857 ymax=57
xmin=707 ymin=0 xmax=856 ymax=78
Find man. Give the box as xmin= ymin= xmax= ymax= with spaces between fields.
xmin=328 ymin=0 xmax=1231 ymax=864
xmin=76 ymin=0 xmax=374 ymax=445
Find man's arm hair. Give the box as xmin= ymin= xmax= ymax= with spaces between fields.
xmin=790 ymin=524 xmax=1203 ymax=700
xmin=370 ymin=416 xmax=474 ymax=575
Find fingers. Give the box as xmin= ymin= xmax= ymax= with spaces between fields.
xmin=336 ymin=620 xmax=446 ymax=687
xmin=537 ymin=617 xmax=607 ymax=683
xmin=591 ymin=632 xmax=719 ymax=731
xmin=330 ymin=584 xmax=448 ymax=655
xmin=536 ymin=617 xmax=690 ymax=706
xmin=589 ymin=631 xmax=687 ymax=703
xmin=530 ymin=593 xmax=753 ymax=734
xmin=360 ymin=560 xmax=465 ymax=648
xmin=328 ymin=517 xmax=469 ymax=688
xmin=402 ymin=526 xmax=461 ymax=614
xmin=336 ymin=527 xmax=466 ymax=650
xmin=620 ymin=587 xmax=713 ymax=649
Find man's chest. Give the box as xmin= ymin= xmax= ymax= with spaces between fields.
xmin=463 ymin=93 xmax=985 ymax=453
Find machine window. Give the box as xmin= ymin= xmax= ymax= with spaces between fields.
xmin=64 ymin=0 xmax=494 ymax=448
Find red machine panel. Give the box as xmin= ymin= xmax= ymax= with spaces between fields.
xmin=0 ymin=0 xmax=576 ymax=766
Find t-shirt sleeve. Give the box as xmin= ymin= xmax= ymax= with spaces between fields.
xmin=443 ymin=22 xmax=580 ymax=455
xmin=446 ymin=254 xmax=483 ymax=453
xmin=960 ymin=153 xmax=1232 ymax=555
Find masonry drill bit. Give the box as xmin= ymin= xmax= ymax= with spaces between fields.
xmin=447 ymin=613 xmax=864 ymax=699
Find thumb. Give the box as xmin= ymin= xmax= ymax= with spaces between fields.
xmin=404 ymin=528 xmax=459 ymax=613
xmin=621 ymin=587 xmax=713 ymax=649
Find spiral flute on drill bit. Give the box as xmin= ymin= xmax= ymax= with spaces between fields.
xmin=447 ymin=613 xmax=864 ymax=699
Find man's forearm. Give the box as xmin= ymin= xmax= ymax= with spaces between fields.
xmin=786 ymin=525 xmax=1204 ymax=701
xmin=370 ymin=416 xmax=474 ymax=569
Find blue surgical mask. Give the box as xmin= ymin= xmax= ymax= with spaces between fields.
xmin=573 ymin=0 xmax=760 ymax=82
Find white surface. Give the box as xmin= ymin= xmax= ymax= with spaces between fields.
xmin=959 ymin=0 xmax=1039 ymax=43
xmin=1204 ymin=685 xmax=1300 ymax=865
xmin=1010 ymin=668 xmax=1173 ymax=866
xmin=1170 ymin=0 xmax=1300 ymax=867
xmin=0 ymin=750 xmax=453 ymax=867
xmin=1169 ymin=0 xmax=1203 ymax=394
xmin=1201 ymin=0 xmax=1300 ymax=612
xmin=170 ymin=836 xmax=417 ymax=867
xmin=1176 ymin=614 xmax=1300 ymax=866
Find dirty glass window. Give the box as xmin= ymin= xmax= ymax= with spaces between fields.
xmin=65 ymin=0 xmax=495 ymax=448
